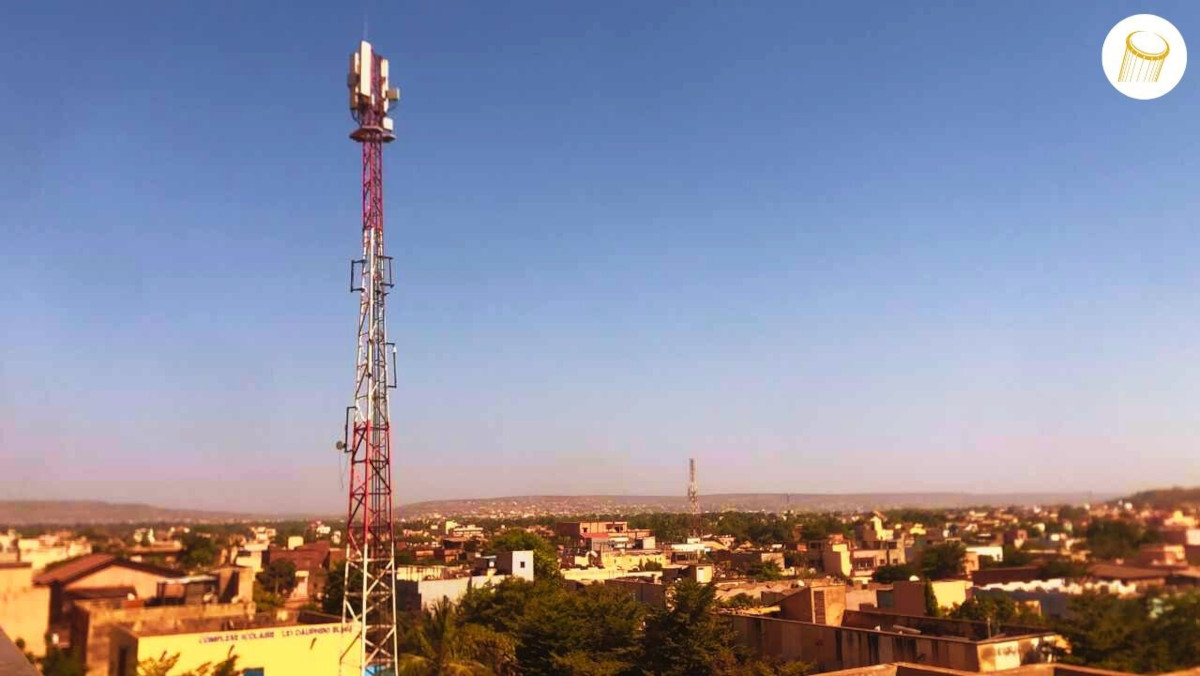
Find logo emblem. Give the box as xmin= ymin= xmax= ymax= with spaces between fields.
xmin=1103 ymin=14 xmax=1186 ymax=99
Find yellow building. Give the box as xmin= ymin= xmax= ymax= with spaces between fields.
xmin=0 ymin=562 xmax=51 ymax=657
xmin=109 ymin=618 xmax=358 ymax=676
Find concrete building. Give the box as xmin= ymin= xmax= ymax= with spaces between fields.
xmin=732 ymin=609 xmax=1061 ymax=673
xmin=605 ymin=577 xmax=669 ymax=607
xmin=108 ymin=613 xmax=355 ymax=676
xmin=971 ymin=568 xmax=1044 ymax=587
xmin=396 ymin=551 xmax=533 ymax=611
xmin=556 ymin=522 xmax=654 ymax=552
xmin=1135 ymin=543 xmax=1188 ymax=568
xmin=75 ymin=600 xmax=256 ymax=675
xmin=817 ymin=660 xmax=1142 ymax=676
xmin=34 ymin=554 xmax=188 ymax=629
xmin=264 ymin=541 xmax=332 ymax=603
xmin=0 ymin=562 xmax=51 ymax=657
xmin=850 ymin=547 xmax=907 ymax=581
xmin=662 ymin=563 xmax=715 ymax=585
xmin=712 ymin=550 xmax=786 ymax=574
xmin=1086 ymin=563 xmax=1168 ymax=590
xmin=779 ymin=584 xmax=847 ymax=625
xmin=0 ymin=530 xmax=93 ymax=572
xmin=884 ymin=580 xmax=969 ymax=617
xmin=67 ymin=565 xmax=254 ymax=675
xmin=967 ymin=546 xmax=1004 ymax=566
xmin=232 ymin=542 xmax=269 ymax=574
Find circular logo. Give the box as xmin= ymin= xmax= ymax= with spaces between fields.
xmin=1102 ymin=14 xmax=1187 ymax=99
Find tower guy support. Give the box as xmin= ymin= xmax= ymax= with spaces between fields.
xmin=340 ymin=40 xmax=401 ymax=676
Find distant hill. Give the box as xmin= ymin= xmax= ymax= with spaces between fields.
xmin=396 ymin=491 xmax=1107 ymax=519
xmin=0 ymin=501 xmax=264 ymax=527
xmin=1123 ymin=487 xmax=1200 ymax=510
xmin=0 ymin=489 xmax=1122 ymax=526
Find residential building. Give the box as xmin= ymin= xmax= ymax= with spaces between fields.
xmin=108 ymin=611 xmax=355 ymax=676
xmin=779 ymin=584 xmax=847 ymax=625
xmin=556 ymin=522 xmax=655 ymax=552
xmin=884 ymin=580 xmax=969 ymax=617
xmin=0 ymin=562 xmax=51 ymax=657
xmin=34 ymin=554 xmax=188 ymax=629
xmin=66 ymin=565 xmax=255 ymax=674
xmin=732 ymin=608 xmax=1061 ymax=672
xmin=395 ymin=551 xmax=533 ymax=611
xmin=1 ymin=531 xmax=93 ymax=571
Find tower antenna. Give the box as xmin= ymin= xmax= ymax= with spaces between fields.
xmin=688 ymin=458 xmax=700 ymax=538
xmin=339 ymin=40 xmax=401 ymax=676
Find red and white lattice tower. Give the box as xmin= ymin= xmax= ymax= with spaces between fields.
xmin=339 ymin=40 xmax=400 ymax=676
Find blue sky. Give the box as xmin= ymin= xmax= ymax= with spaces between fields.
xmin=2 ymin=2 xmax=1199 ymax=513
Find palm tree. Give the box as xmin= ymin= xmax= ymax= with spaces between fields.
xmin=398 ymin=598 xmax=493 ymax=676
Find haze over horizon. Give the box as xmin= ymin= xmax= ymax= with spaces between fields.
xmin=4 ymin=2 xmax=1200 ymax=513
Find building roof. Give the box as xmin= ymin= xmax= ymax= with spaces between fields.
xmin=33 ymin=554 xmax=183 ymax=586
xmin=1088 ymin=563 xmax=1169 ymax=581
xmin=0 ymin=628 xmax=39 ymax=676
xmin=819 ymin=662 xmax=1141 ymax=676
xmin=33 ymin=554 xmax=116 ymax=584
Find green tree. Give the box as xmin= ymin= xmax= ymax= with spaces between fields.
xmin=990 ymin=545 xmax=1033 ymax=568
xmin=1085 ymin=519 xmax=1159 ymax=561
xmin=38 ymin=644 xmax=87 ymax=676
xmin=399 ymin=598 xmax=489 ymax=676
xmin=872 ymin=564 xmax=918 ymax=583
xmin=923 ymin=581 xmax=942 ymax=618
xmin=719 ymin=593 xmax=759 ymax=610
xmin=1053 ymin=590 xmax=1200 ymax=673
xmin=136 ymin=651 xmax=239 ymax=676
xmin=1054 ymin=592 xmax=1150 ymax=672
xmin=920 ymin=542 xmax=967 ymax=580
xmin=252 ymin=584 xmax=284 ymax=614
xmin=180 ymin=533 xmax=218 ymax=570
xmin=747 ymin=561 xmax=783 ymax=581
xmin=515 ymin=582 xmax=643 ymax=675
xmin=949 ymin=595 xmax=1043 ymax=629
xmin=322 ymin=560 xmax=363 ymax=616
xmin=627 ymin=513 xmax=691 ymax=543
xmin=1037 ymin=558 xmax=1089 ymax=580
xmin=458 ymin=578 xmax=547 ymax=635
xmin=487 ymin=530 xmax=559 ymax=580
xmin=641 ymin=580 xmax=736 ymax=675
xmin=256 ymin=560 xmax=297 ymax=595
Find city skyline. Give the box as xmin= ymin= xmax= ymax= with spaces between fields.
xmin=4 ymin=1 xmax=1200 ymax=513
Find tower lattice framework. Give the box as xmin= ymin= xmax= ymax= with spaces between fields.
xmin=689 ymin=458 xmax=700 ymax=537
xmin=341 ymin=40 xmax=400 ymax=676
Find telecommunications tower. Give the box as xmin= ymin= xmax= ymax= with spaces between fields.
xmin=688 ymin=458 xmax=700 ymax=538
xmin=339 ymin=40 xmax=401 ymax=676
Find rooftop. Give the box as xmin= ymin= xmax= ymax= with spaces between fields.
xmin=34 ymin=554 xmax=184 ymax=586
xmin=819 ymin=662 xmax=1164 ymax=676
xmin=121 ymin=610 xmax=339 ymax=638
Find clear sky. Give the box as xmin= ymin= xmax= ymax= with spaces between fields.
xmin=2 ymin=2 xmax=1199 ymax=513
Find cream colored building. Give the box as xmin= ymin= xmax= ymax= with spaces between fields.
xmin=2 ymin=531 xmax=93 ymax=572
xmin=109 ymin=619 xmax=357 ymax=676
xmin=0 ymin=562 xmax=51 ymax=657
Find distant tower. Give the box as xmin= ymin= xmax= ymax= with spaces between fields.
xmin=688 ymin=458 xmax=700 ymax=537
xmin=339 ymin=40 xmax=401 ymax=676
